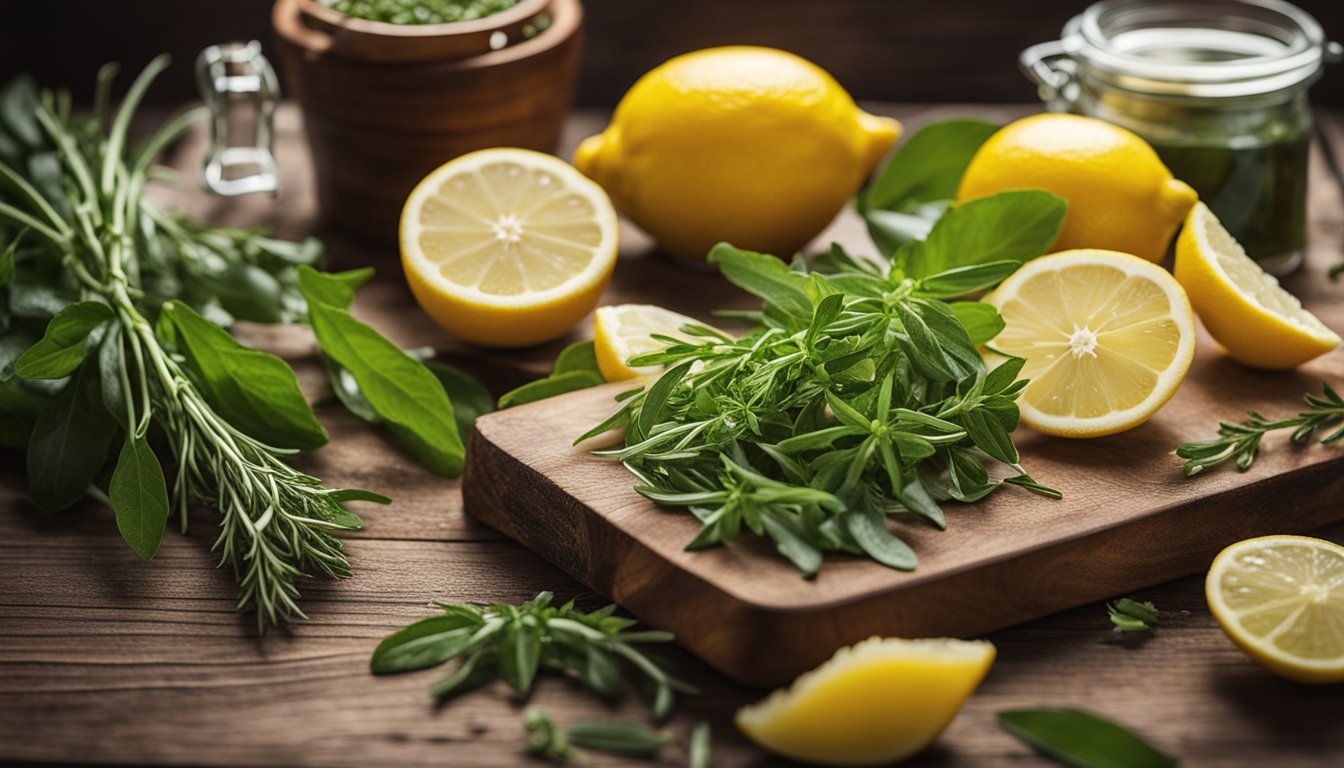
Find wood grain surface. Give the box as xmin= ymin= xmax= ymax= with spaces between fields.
xmin=2 ymin=106 xmax=1344 ymax=766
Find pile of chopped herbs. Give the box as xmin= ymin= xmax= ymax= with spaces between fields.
xmin=0 ymin=58 xmax=476 ymax=629
xmin=580 ymin=120 xmax=1069 ymax=576
xmin=322 ymin=0 xmax=520 ymax=25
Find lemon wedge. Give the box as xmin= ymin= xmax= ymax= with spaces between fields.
xmin=735 ymin=637 xmax=995 ymax=767
xmin=985 ymin=249 xmax=1196 ymax=438
xmin=1207 ymin=535 xmax=1344 ymax=684
xmin=1175 ymin=201 xmax=1340 ymax=370
xmin=400 ymin=148 xmax=619 ymax=348
xmin=593 ymin=304 xmax=704 ymax=382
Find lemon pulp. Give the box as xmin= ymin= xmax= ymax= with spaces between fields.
xmin=593 ymin=304 xmax=704 ymax=382
xmin=987 ymin=249 xmax=1195 ymax=437
xmin=1207 ymin=535 xmax=1344 ymax=684
xmin=400 ymin=148 xmax=618 ymax=348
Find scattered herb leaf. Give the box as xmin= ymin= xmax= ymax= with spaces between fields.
xmin=1176 ymin=382 xmax=1344 ymax=476
xmin=498 ymin=339 xmax=604 ymax=408
xmin=1107 ymin=598 xmax=1159 ymax=633
xmin=999 ymin=708 xmax=1178 ymax=768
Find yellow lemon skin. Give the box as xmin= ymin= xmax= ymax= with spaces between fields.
xmin=957 ymin=114 xmax=1197 ymax=263
xmin=1206 ymin=536 xmax=1344 ymax=684
xmin=402 ymin=262 xmax=612 ymax=349
xmin=1175 ymin=202 xmax=1340 ymax=370
xmin=735 ymin=637 xmax=995 ymax=767
xmin=574 ymin=46 xmax=900 ymax=261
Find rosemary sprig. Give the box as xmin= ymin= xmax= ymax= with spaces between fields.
xmin=1176 ymin=383 xmax=1344 ymax=476
xmin=370 ymin=592 xmax=697 ymax=720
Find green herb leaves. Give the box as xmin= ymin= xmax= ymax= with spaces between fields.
xmin=498 ymin=339 xmax=605 ymax=408
xmin=371 ymin=592 xmax=696 ymax=720
xmin=300 ymin=266 xmax=465 ymax=476
xmin=999 ymin=708 xmax=1178 ymax=768
xmin=1107 ymin=598 xmax=1159 ymax=633
xmin=585 ymin=242 xmax=1057 ymax=577
xmin=525 ymin=710 xmax=675 ymax=763
xmin=109 ymin=433 xmax=170 ymax=561
xmin=1177 ymin=382 xmax=1344 ymax=475
xmin=905 ymin=190 xmax=1067 ymax=279
xmin=14 ymin=301 xmax=112 ymax=379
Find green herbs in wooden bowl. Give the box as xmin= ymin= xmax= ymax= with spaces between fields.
xmin=321 ymin=0 xmax=521 ymax=25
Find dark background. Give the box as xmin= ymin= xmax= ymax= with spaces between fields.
xmin=2 ymin=0 xmax=1343 ymax=106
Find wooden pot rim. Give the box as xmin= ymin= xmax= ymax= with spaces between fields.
xmin=275 ymin=0 xmax=570 ymax=64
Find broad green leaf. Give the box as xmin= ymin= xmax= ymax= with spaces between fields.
xmin=909 ymin=190 xmax=1068 ymax=279
xmin=300 ymin=265 xmax=358 ymax=309
xmin=0 ymin=377 xmax=46 ymax=449
xmin=325 ymin=356 xmax=379 ymax=423
xmin=962 ymin=407 xmax=1019 ymax=464
xmin=950 ymin=301 xmax=1005 ymax=345
xmin=424 ymin=361 xmax=494 ymax=437
xmin=863 ymin=119 xmax=1000 ymax=212
xmin=499 ymin=619 xmax=542 ymax=696
xmin=299 ymin=266 xmax=464 ymax=476
xmin=842 ymin=507 xmax=917 ymax=570
xmin=709 ymin=243 xmax=813 ymax=327
xmin=984 ymin=355 xmax=1027 ymax=395
xmin=96 ymin=324 xmax=127 ymax=425
xmin=998 ymin=708 xmax=1178 ymax=768
xmin=26 ymin=362 xmax=117 ymax=512
xmin=498 ymin=369 xmax=602 ymax=409
xmin=370 ymin=614 xmax=485 ymax=674
xmin=553 ymin=339 xmax=601 ymax=377
xmin=164 ymin=301 xmax=328 ymax=451
xmin=109 ymin=433 xmax=170 ymax=562
xmin=202 ymin=261 xmax=286 ymax=324
xmin=14 ymin=301 xmax=113 ymax=379
xmin=916 ymin=260 xmax=1020 ymax=298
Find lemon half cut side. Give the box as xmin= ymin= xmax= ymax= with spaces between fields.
xmin=735 ymin=636 xmax=995 ymax=767
xmin=985 ymin=249 xmax=1196 ymax=438
xmin=1207 ymin=535 xmax=1344 ymax=684
xmin=400 ymin=148 xmax=619 ymax=349
xmin=593 ymin=304 xmax=706 ymax=382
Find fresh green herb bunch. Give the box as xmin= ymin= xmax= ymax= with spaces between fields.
xmin=323 ymin=0 xmax=519 ymax=25
xmin=0 ymin=59 xmax=467 ymax=628
xmin=371 ymin=592 xmax=696 ymax=720
xmin=1177 ymin=382 xmax=1344 ymax=476
xmin=580 ymin=238 xmax=1061 ymax=577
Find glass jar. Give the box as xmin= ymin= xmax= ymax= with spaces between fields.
xmin=1022 ymin=0 xmax=1340 ymax=274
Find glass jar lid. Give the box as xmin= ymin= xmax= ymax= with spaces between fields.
xmin=1059 ymin=0 xmax=1340 ymax=99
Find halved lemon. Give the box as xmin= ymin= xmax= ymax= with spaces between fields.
xmin=985 ymin=249 xmax=1196 ymax=438
xmin=1175 ymin=201 xmax=1340 ymax=370
xmin=593 ymin=304 xmax=704 ymax=382
xmin=400 ymin=148 xmax=619 ymax=348
xmin=1207 ymin=535 xmax=1344 ymax=684
xmin=735 ymin=637 xmax=995 ymax=767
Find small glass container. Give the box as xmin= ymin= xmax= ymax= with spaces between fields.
xmin=1022 ymin=0 xmax=1341 ymax=274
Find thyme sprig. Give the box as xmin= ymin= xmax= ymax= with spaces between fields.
xmin=1176 ymin=382 xmax=1344 ymax=476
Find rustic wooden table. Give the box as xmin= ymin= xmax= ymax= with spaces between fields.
xmin=2 ymin=105 xmax=1343 ymax=767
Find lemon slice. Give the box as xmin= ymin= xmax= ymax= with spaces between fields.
xmin=1175 ymin=202 xmax=1340 ymax=370
xmin=593 ymin=304 xmax=704 ymax=382
xmin=400 ymin=148 xmax=619 ymax=348
xmin=735 ymin=637 xmax=995 ymax=767
xmin=1207 ymin=535 xmax=1344 ymax=684
xmin=985 ymin=249 xmax=1196 ymax=438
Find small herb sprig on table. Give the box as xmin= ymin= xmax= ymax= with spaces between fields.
xmin=1176 ymin=383 xmax=1344 ymax=476
xmin=999 ymin=708 xmax=1178 ymax=768
xmin=371 ymin=592 xmax=697 ymax=720
xmin=0 ymin=59 xmax=470 ymax=628
xmin=1108 ymin=598 xmax=1159 ymax=633
xmin=525 ymin=709 xmax=675 ymax=762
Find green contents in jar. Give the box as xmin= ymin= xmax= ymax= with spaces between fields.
xmin=322 ymin=0 xmax=520 ymax=25
xmin=1149 ymin=133 xmax=1309 ymax=267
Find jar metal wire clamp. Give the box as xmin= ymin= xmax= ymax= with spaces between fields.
xmin=196 ymin=41 xmax=280 ymax=197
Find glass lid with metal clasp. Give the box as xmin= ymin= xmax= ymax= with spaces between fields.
xmin=1022 ymin=0 xmax=1341 ymax=275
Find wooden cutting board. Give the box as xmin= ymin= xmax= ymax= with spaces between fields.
xmin=464 ymin=147 xmax=1344 ymax=689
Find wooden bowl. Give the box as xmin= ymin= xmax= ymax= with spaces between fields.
xmin=272 ymin=0 xmax=583 ymax=244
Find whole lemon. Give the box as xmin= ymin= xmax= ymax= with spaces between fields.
xmin=574 ymin=46 xmax=901 ymax=261
xmin=957 ymin=113 xmax=1197 ymax=263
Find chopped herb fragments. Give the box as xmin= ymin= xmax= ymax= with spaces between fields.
xmin=323 ymin=0 xmax=519 ymax=25
xmin=1107 ymin=598 xmax=1159 ymax=633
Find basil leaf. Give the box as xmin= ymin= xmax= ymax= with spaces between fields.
xmin=909 ymin=190 xmax=1067 ymax=279
xmin=863 ymin=118 xmax=1000 ymax=212
xmin=300 ymin=265 xmax=358 ymax=309
xmin=424 ymin=361 xmax=494 ymax=436
xmin=96 ymin=323 xmax=127 ymax=425
xmin=324 ymin=356 xmax=379 ymax=423
xmin=709 ymin=243 xmax=813 ymax=328
xmin=14 ymin=301 xmax=113 ymax=379
xmin=370 ymin=614 xmax=485 ymax=674
xmin=299 ymin=266 xmax=464 ymax=476
xmin=498 ymin=369 xmax=602 ymax=409
xmin=553 ymin=339 xmax=601 ymax=377
xmin=163 ymin=301 xmax=328 ymax=451
xmin=842 ymin=507 xmax=917 ymax=570
xmin=25 ymin=362 xmax=117 ymax=512
xmin=499 ymin=619 xmax=542 ymax=696
xmin=109 ymin=433 xmax=170 ymax=562
xmin=950 ymin=301 xmax=1005 ymax=346
xmin=998 ymin=708 xmax=1178 ymax=768
xmin=327 ymin=267 xmax=375 ymax=296
xmin=0 ymin=376 xmax=46 ymax=449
